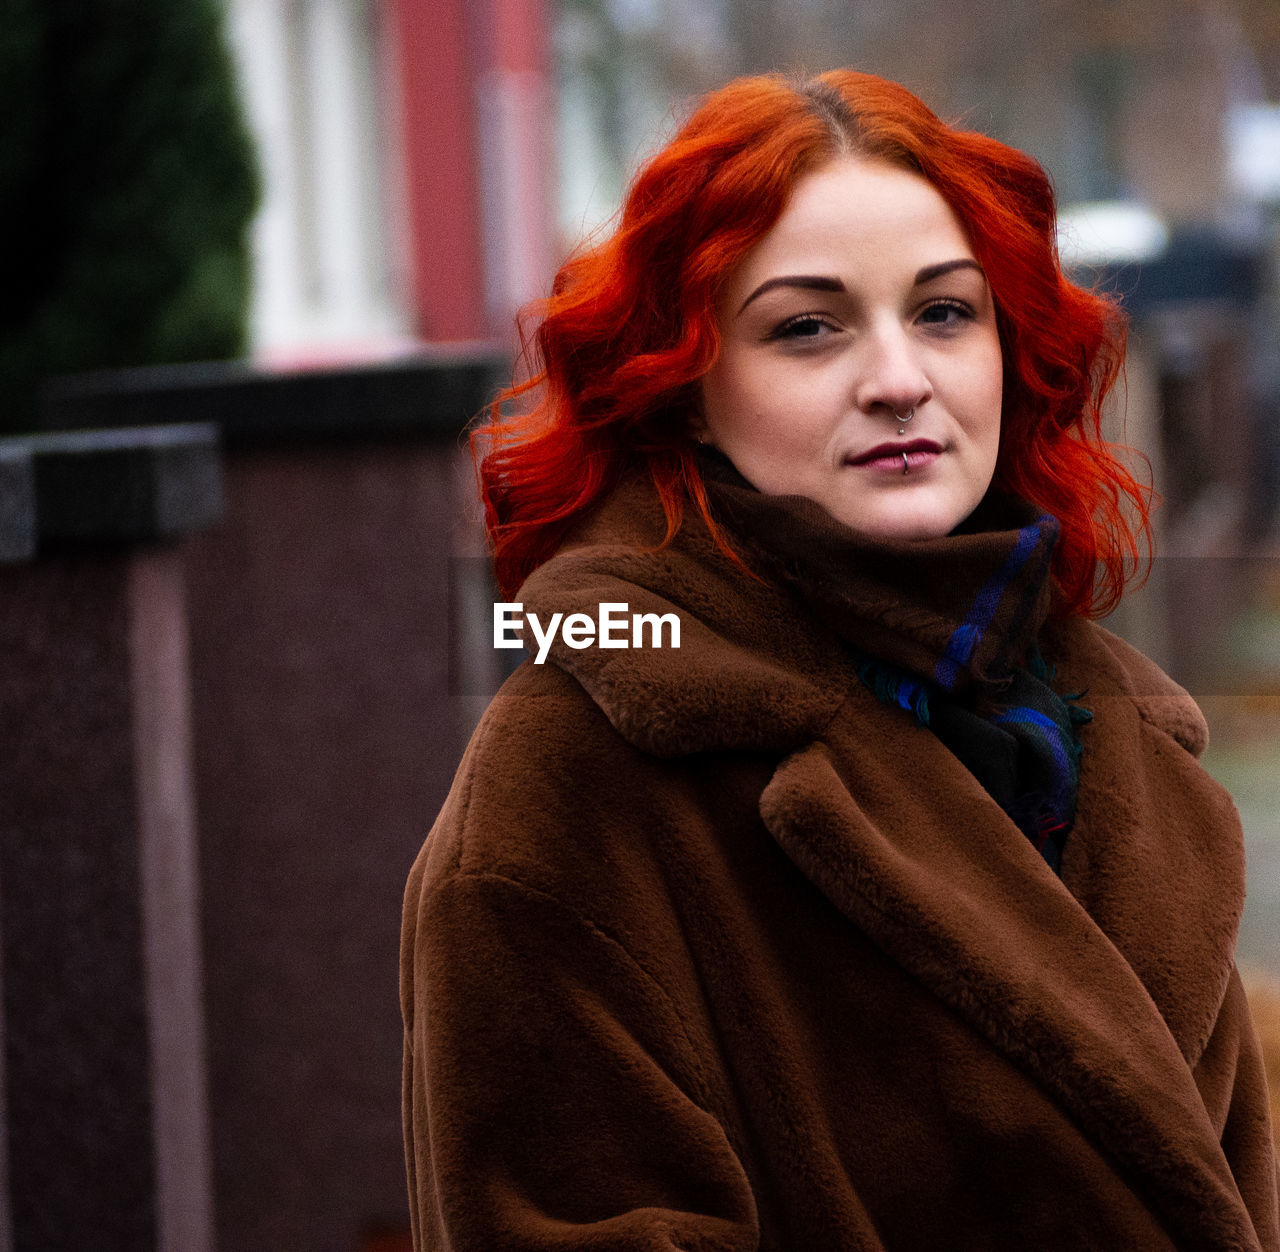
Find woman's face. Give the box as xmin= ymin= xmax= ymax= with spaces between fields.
xmin=698 ymin=156 xmax=1004 ymax=542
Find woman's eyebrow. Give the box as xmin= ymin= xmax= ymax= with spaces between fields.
xmin=915 ymin=258 xmax=985 ymax=284
xmin=737 ymin=259 xmax=985 ymax=316
xmin=736 ymin=275 xmax=844 ymax=315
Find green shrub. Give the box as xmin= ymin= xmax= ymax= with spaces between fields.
xmin=0 ymin=0 xmax=259 ymax=432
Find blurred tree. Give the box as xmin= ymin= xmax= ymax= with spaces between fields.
xmin=0 ymin=0 xmax=259 ymax=433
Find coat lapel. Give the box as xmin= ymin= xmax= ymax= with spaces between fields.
xmin=759 ymin=678 xmax=1259 ymax=1250
xmin=1050 ymin=620 xmax=1245 ymax=1072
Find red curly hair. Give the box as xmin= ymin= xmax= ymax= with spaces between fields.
xmin=474 ymin=69 xmax=1152 ymax=616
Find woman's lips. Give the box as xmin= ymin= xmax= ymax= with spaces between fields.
xmin=848 ymin=439 xmax=942 ymax=472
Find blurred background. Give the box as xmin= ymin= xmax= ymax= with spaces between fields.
xmin=1 ymin=0 xmax=1278 ymax=1249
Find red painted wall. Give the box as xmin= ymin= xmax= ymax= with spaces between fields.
xmin=383 ymin=0 xmax=552 ymax=344
xmin=384 ymin=0 xmax=486 ymax=342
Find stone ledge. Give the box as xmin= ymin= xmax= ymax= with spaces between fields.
xmin=0 ymin=445 xmax=36 ymax=563
xmin=0 ymin=424 xmax=222 ymax=562
xmin=38 ymin=346 xmax=508 ymax=447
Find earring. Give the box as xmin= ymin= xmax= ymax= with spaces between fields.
xmin=895 ymin=407 xmax=915 ymax=436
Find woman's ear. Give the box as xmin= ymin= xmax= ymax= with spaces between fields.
xmin=683 ymin=383 xmax=713 ymax=446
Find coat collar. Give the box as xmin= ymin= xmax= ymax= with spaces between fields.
xmin=519 ymin=474 xmax=1255 ymax=1247
xmin=517 ymin=473 xmax=858 ymax=757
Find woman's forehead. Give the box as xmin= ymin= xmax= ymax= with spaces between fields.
xmin=723 ymin=157 xmax=979 ymax=302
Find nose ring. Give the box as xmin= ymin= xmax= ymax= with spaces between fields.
xmin=895 ymin=407 xmax=915 ymax=436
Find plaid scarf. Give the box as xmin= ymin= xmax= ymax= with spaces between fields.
xmin=702 ymin=458 xmax=1091 ymax=875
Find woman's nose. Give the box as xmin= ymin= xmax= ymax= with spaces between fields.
xmin=854 ymin=321 xmax=932 ymax=419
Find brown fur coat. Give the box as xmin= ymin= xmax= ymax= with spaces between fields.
xmin=402 ymin=476 xmax=1279 ymax=1250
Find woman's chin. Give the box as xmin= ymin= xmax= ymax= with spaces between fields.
xmin=829 ymin=503 xmax=968 ymax=544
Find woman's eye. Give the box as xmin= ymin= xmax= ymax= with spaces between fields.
xmin=770 ymin=315 xmax=835 ymax=341
xmin=918 ymin=300 xmax=973 ymax=328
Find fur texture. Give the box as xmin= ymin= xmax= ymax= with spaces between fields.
xmin=402 ymin=478 xmax=1279 ymax=1250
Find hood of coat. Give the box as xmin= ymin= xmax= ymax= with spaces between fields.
xmin=517 ymin=471 xmax=1208 ymax=762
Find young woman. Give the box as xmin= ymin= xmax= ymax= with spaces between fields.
xmin=401 ymin=70 xmax=1279 ymax=1250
